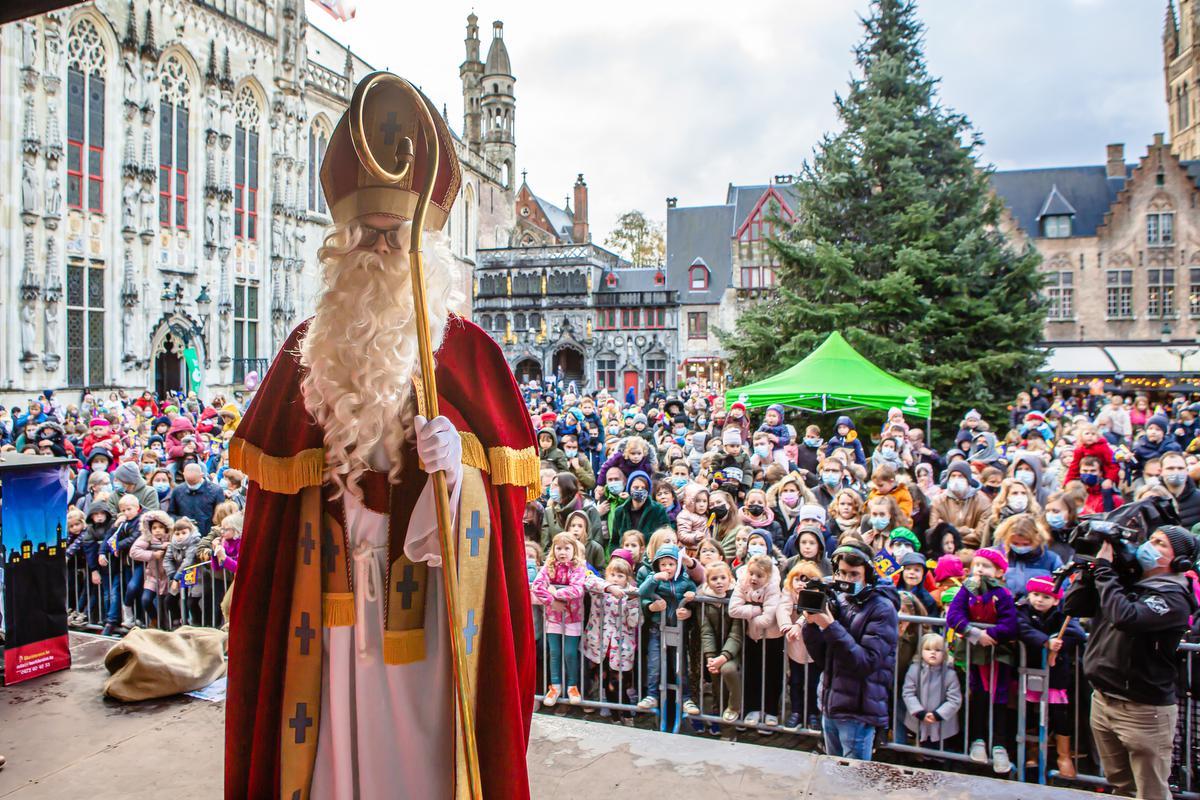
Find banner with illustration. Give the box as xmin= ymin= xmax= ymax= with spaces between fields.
xmin=2 ymin=459 xmax=71 ymax=685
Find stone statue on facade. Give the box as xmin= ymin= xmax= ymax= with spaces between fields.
xmin=21 ymin=163 xmax=39 ymax=216
xmin=122 ymin=180 xmax=138 ymax=231
xmin=45 ymin=172 xmax=63 ymax=219
xmin=139 ymin=185 xmax=155 ymax=232
xmin=206 ymin=203 xmax=218 ymax=244
xmin=20 ymin=22 xmax=37 ymax=72
xmin=20 ymin=300 xmax=37 ymax=359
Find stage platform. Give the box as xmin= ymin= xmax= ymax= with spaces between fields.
xmin=0 ymin=633 xmax=1092 ymax=799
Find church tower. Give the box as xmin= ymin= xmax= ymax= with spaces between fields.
xmin=1166 ymin=0 xmax=1200 ymax=158
xmin=460 ymin=13 xmax=483 ymax=148
xmin=481 ymin=20 xmax=516 ymax=189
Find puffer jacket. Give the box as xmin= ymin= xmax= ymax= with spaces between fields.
xmin=728 ymin=578 xmax=782 ymax=641
xmin=1003 ymin=545 xmax=1062 ymax=599
xmin=166 ymin=416 xmax=197 ymax=461
xmin=163 ymin=530 xmax=202 ymax=598
xmin=902 ymin=661 xmax=962 ymax=742
xmin=775 ymin=593 xmax=813 ymax=664
xmin=582 ymin=587 xmax=640 ymax=671
xmin=699 ymin=589 xmax=743 ymax=663
xmin=675 ymin=483 xmax=710 ymax=550
xmin=129 ymin=510 xmax=173 ymax=594
xmin=802 ymin=583 xmax=900 ymax=727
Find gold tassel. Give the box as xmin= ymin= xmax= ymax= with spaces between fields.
xmin=383 ymin=630 xmax=426 ymax=665
xmin=459 ymin=432 xmax=489 ymax=474
xmin=230 ymin=438 xmax=324 ymax=495
xmin=487 ymin=444 xmax=541 ymax=500
xmin=322 ymin=592 xmax=355 ymax=627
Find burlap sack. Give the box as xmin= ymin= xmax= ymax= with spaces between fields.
xmin=103 ymin=625 xmax=228 ymax=702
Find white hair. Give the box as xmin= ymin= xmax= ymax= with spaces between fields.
xmin=299 ymin=221 xmax=466 ymax=499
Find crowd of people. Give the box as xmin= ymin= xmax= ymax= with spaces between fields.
xmin=0 ymin=388 xmax=247 ymax=636
xmin=3 ymin=378 xmax=1200 ymax=794
xmin=521 ymin=380 xmax=1200 ymax=795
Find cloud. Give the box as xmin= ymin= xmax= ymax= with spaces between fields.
xmin=334 ymin=0 xmax=1166 ymax=244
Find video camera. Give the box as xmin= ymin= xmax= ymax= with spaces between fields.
xmin=1053 ymin=495 xmax=1180 ymax=591
xmin=794 ymin=576 xmax=858 ymax=613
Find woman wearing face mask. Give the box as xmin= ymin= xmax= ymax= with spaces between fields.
xmin=610 ymin=471 xmax=670 ymax=549
xmin=770 ymin=474 xmax=813 ymax=548
xmin=148 ymin=469 xmax=174 ymax=504
xmin=542 ymin=472 xmax=605 ymax=550
xmin=653 ymin=478 xmax=682 ymax=524
xmin=1010 ymin=453 xmax=1050 ymax=507
xmin=1040 ymin=491 xmax=1080 ymax=562
xmin=740 ymin=487 xmax=786 ymax=553
xmin=710 ymin=490 xmax=745 ymax=560
xmin=994 ymin=514 xmax=1061 ymax=600
xmin=861 ymin=495 xmax=908 ymax=554
xmin=983 ymin=479 xmax=1042 ymax=548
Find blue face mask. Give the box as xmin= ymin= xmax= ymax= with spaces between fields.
xmin=870 ymin=516 xmax=890 ymax=530
xmin=1045 ymin=512 xmax=1067 ymax=530
xmin=754 ymin=445 xmax=771 ymax=459
xmin=839 ymin=580 xmax=865 ymax=597
xmin=548 ymin=486 xmax=561 ymax=503
xmin=1135 ymin=540 xmax=1163 ymax=572
xmin=630 ymin=488 xmax=649 ymax=503
xmin=804 ymin=437 xmax=822 ymax=448
xmin=1009 ymin=544 xmax=1034 ymax=555
xmin=1080 ymin=473 xmax=1100 ymax=487
xmin=822 ymin=471 xmax=840 ymax=487
xmin=607 ymin=480 xmax=624 ymax=494
xmin=752 ymin=481 xmax=764 ymax=490
xmin=671 ymin=476 xmax=688 ymax=490
xmin=154 ymin=484 xmax=170 ymax=499
xmin=563 ymin=448 xmax=578 ymax=459
xmin=746 ymin=543 xmax=767 ymax=558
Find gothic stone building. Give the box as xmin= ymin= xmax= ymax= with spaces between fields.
xmin=0 ymin=4 xmax=514 ymax=405
xmin=474 ymin=174 xmax=679 ymax=396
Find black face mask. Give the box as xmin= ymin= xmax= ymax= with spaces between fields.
xmin=711 ymin=505 xmax=729 ymax=521
xmin=746 ymin=504 xmax=765 ymax=516
xmin=523 ymin=521 xmax=539 ymax=539
xmin=981 ymin=485 xmax=1000 ymax=498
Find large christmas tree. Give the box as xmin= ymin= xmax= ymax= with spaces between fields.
xmin=723 ymin=0 xmax=1045 ymax=440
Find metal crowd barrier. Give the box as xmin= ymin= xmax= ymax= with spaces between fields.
xmin=63 ymin=549 xmax=231 ymax=634
xmin=530 ymin=595 xmax=1199 ymax=798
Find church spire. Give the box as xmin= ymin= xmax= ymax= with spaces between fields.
xmin=1166 ymin=0 xmax=1180 ymax=57
xmin=122 ymin=0 xmax=138 ymax=52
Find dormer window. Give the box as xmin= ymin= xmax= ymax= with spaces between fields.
xmin=605 ymin=272 xmax=617 ymax=288
xmin=1042 ymin=215 xmax=1071 ymax=238
xmin=654 ymin=269 xmax=665 ymax=286
xmin=689 ymin=262 xmax=709 ymax=290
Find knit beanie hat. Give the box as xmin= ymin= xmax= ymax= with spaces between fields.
xmin=1146 ymin=414 xmax=1171 ymax=435
xmin=888 ymin=527 xmax=921 ymax=552
xmin=798 ymin=503 xmax=827 ymax=525
xmin=89 ymin=417 xmax=110 ymax=428
xmin=112 ymin=462 xmax=141 ymax=485
xmin=766 ymin=403 xmax=785 ymax=419
xmin=934 ymin=554 xmax=964 ymax=583
xmin=897 ymin=551 xmax=928 ymax=570
xmin=722 ymin=427 xmax=743 ymax=445
xmin=974 ymin=547 xmax=1009 ymax=573
xmin=610 ymin=548 xmax=635 ymax=569
xmin=1160 ymin=524 xmax=1199 ymax=564
xmin=1025 ymin=575 xmax=1062 ymax=600
xmin=964 ymin=408 xmax=982 ymax=423
xmin=626 ymin=470 xmax=652 ymax=493
xmin=633 ymin=413 xmax=648 ymax=426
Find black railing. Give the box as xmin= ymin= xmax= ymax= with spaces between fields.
xmin=232 ymin=357 xmax=270 ymax=384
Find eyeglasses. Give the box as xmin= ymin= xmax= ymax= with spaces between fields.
xmin=357 ymin=224 xmax=407 ymax=249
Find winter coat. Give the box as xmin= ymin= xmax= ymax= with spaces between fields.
xmin=165 ymin=416 xmax=198 ymax=462
xmin=728 ymin=579 xmax=782 ymax=641
xmin=1015 ymin=600 xmax=1085 ymax=691
xmin=1169 ymin=477 xmax=1200 ymax=529
xmin=540 ymin=495 xmax=605 ymax=549
xmin=868 ymin=484 xmax=913 ymax=519
xmin=675 ymin=484 xmax=711 ymax=549
xmin=945 ymin=578 xmax=1019 ymax=674
xmin=101 ymin=513 xmax=143 ymax=562
xmin=902 ymin=661 xmax=962 ymax=742
xmin=1003 ymin=546 xmax=1062 ymax=599
xmin=1131 ymin=435 xmax=1181 ymax=478
xmin=637 ymin=569 xmax=698 ymax=627
xmin=802 ymin=583 xmax=901 ymax=727
xmin=531 ymin=561 xmax=587 ymax=635
xmin=929 ymin=490 xmax=993 ymax=549
xmin=712 ymin=450 xmax=753 ymax=495
xmin=130 ymin=533 xmax=170 ymax=594
xmin=1063 ymin=439 xmax=1119 ymax=485
xmin=583 ymin=587 xmax=641 ymax=671
xmin=165 ymin=479 xmax=225 ymax=539
xmin=163 ymin=531 xmax=203 ymax=598
xmin=610 ymin=498 xmax=670 ymax=542
xmin=212 ymin=535 xmax=241 ymax=574
xmin=742 ymin=507 xmax=786 ymax=553
xmin=825 ymin=418 xmax=866 ymax=466
xmin=1064 ymin=563 xmax=1198 ymax=706
xmin=775 ymin=594 xmax=814 ymax=664
xmin=699 ymin=591 xmax=743 ymax=663
xmin=598 ymin=447 xmax=657 ymax=482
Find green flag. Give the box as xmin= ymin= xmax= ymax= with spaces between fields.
xmin=183 ymin=347 xmax=204 ymax=397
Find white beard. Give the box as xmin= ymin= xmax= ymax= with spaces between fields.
xmin=299 ymin=223 xmax=464 ymax=498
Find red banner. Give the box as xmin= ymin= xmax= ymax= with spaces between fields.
xmin=4 ymin=634 xmax=71 ymax=686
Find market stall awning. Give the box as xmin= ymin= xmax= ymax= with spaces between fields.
xmin=724 ymin=332 xmax=932 ymax=418
xmin=1042 ymin=346 xmax=1117 ymax=375
xmin=1042 ymin=344 xmax=1200 ymax=375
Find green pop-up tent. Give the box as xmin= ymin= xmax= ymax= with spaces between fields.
xmin=724 ymin=331 xmax=932 ymax=418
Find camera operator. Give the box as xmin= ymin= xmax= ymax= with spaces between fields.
xmin=802 ymin=541 xmax=900 ymax=761
xmin=1063 ymin=525 xmax=1199 ymax=799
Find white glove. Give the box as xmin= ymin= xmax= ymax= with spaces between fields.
xmin=414 ymin=415 xmax=462 ymax=477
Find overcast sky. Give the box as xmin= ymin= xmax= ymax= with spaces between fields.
xmin=325 ymin=0 xmax=1166 ymax=243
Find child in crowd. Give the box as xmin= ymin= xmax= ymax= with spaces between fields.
xmin=538 ymin=428 xmax=570 ymax=474
xmin=697 ymin=560 xmax=742 ymax=727
xmin=98 ymin=493 xmax=143 ymax=635
xmin=1016 ymin=576 xmax=1085 ymax=779
xmin=777 ymin=561 xmax=822 ymax=730
xmin=583 ymin=557 xmax=641 ymax=720
xmin=164 ymin=517 xmax=202 ymax=628
xmin=636 ymin=544 xmax=698 ymax=713
xmin=1063 ymin=422 xmax=1119 ymax=485
xmin=728 ymin=553 xmax=783 ymax=728
xmin=211 ymin=512 xmax=243 ymax=575
xmin=931 ymin=553 xmax=966 ymax=609
xmin=532 ymin=533 xmax=588 ymax=707
xmin=902 ymin=634 xmax=962 ymax=751
xmin=565 ymin=509 xmax=605 ymax=573
xmin=619 ymin=529 xmax=645 ymax=567
xmin=945 ymin=547 xmax=1019 ymax=773
xmin=825 ymin=415 xmax=866 ymax=466
xmin=130 ymin=509 xmax=173 ymax=628
xmin=676 ymin=484 xmax=711 ymax=555
xmin=756 ymin=404 xmax=792 ymax=468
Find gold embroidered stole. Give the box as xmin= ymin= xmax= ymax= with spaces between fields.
xmin=279 ymin=465 xmax=494 ymax=800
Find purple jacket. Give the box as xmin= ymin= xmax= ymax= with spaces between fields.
xmin=945 ymin=580 xmax=1019 ymax=643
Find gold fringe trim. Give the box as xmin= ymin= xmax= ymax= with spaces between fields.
xmin=383 ymin=629 xmax=426 ymax=665
xmin=322 ymin=592 xmax=355 ymax=627
xmin=230 ymin=438 xmax=324 ymax=496
xmin=460 ymin=432 xmax=541 ymax=500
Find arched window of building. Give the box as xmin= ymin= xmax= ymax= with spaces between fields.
xmin=308 ymin=118 xmax=330 ymax=213
xmin=158 ymin=54 xmax=192 ymax=229
xmin=233 ymin=85 xmax=262 ymax=240
xmin=66 ymin=18 xmax=108 ymax=213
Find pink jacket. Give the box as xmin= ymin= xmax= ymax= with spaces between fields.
xmin=675 ymin=485 xmax=711 ymax=549
xmin=775 ymin=594 xmax=813 ymax=664
xmin=728 ymin=578 xmax=782 ymax=641
xmin=130 ymin=535 xmax=169 ymax=595
xmin=531 ymin=561 xmax=587 ymax=636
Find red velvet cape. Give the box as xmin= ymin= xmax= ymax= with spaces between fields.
xmin=224 ymin=316 xmax=535 ymax=799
